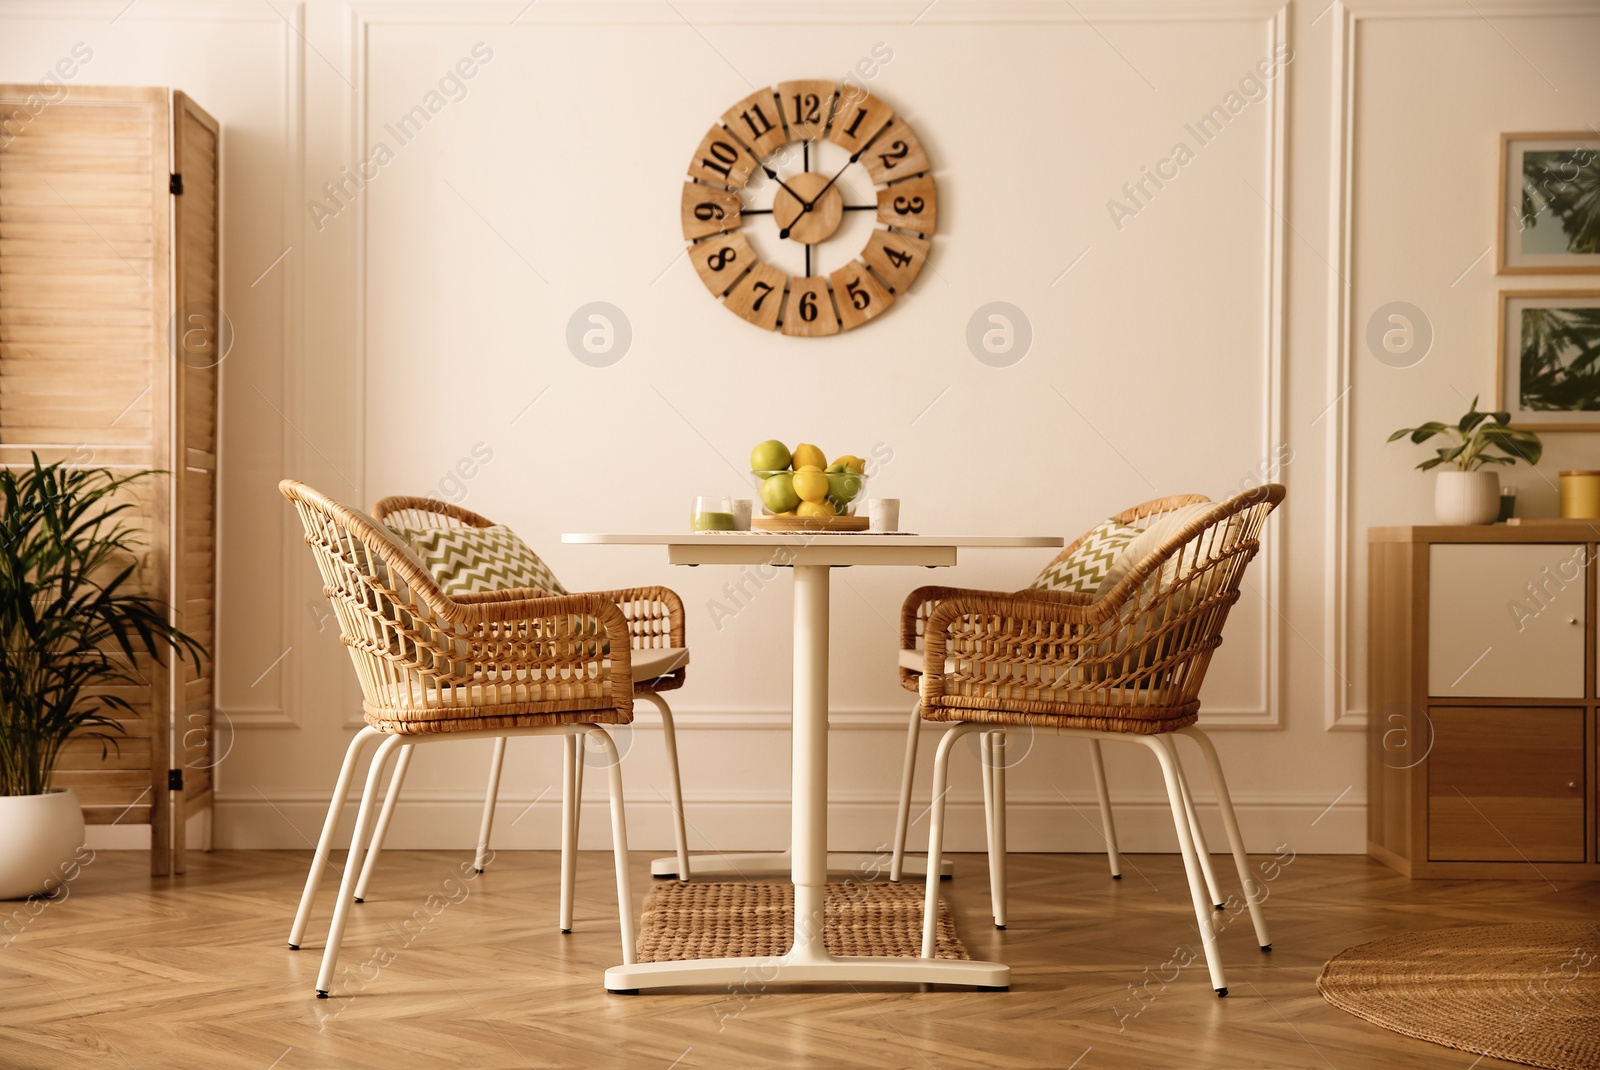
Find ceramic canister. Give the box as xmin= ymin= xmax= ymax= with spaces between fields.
xmin=1560 ymin=471 xmax=1600 ymax=519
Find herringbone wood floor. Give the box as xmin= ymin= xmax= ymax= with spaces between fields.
xmin=1 ymin=849 xmax=1595 ymax=1069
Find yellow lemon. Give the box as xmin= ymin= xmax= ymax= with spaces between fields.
xmin=792 ymin=443 xmax=826 ymax=470
xmin=797 ymin=500 xmax=833 ymax=518
xmin=841 ymin=455 xmax=866 ymax=475
xmin=792 ymin=468 xmax=829 ymax=503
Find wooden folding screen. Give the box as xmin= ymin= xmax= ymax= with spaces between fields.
xmin=0 ymin=85 xmax=220 ymax=875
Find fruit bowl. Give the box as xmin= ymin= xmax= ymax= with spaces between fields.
xmin=752 ymin=466 xmax=868 ymax=519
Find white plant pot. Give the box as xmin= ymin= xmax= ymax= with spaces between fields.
xmin=0 ymin=789 xmax=86 ymax=900
xmin=1435 ymin=470 xmax=1501 ymax=525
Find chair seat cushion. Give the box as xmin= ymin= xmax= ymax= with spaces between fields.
xmin=389 ymin=524 xmax=569 ymax=596
xmin=632 ymin=645 xmax=689 ymax=680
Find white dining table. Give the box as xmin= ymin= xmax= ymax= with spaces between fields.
xmin=564 ymin=529 xmax=1062 ymax=993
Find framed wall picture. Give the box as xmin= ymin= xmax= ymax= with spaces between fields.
xmin=1498 ymin=132 xmax=1600 ymax=274
xmin=1498 ymin=290 xmax=1600 ymax=430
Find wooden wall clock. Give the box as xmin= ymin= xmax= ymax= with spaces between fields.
xmin=680 ymin=82 xmax=936 ymax=336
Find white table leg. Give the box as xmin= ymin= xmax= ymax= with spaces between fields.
xmin=606 ymin=562 xmax=1007 ymax=994
xmin=790 ymin=563 xmax=830 ymax=963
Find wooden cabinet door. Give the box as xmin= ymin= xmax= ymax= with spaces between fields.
xmin=1428 ymin=544 xmax=1586 ymax=698
xmin=1427 ymin=707 xmax=1586 ymax=862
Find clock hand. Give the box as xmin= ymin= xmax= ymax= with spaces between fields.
xmin=778 ymin=152 xmax=863 ymax=239
xmin=763 ymin=167 xmax=811 ymax=208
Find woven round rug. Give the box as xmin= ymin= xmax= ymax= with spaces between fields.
xmin=1317 ymin=923 xmax=1600 ymax=1070
xmin=637 ymin=880 xmax=969 ymax=962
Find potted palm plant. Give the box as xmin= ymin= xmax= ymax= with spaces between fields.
xmin=1389 ymin=397 xmax=1544 ymax=524
xmin=0 ymin=456 xmax=203 ymax=899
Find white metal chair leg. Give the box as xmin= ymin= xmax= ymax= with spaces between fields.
xmin=1166 ymin=736 xmax=1225 ymax=910
xmin=922 ymin=724 xmax=982 ymax=959
xmin=1087 ymin=739 xmax=1123 ymax=879
xmin=352 ymin=742 xmax=415 ymax=902
xmin=890 ymin=702 xmax=922 ymax=883
xmin=573 ymin=729 xmax=586 ymax=846
xmin=316 ymin=733 xmax=405 ymax=997
xmin=1180 ymin=726 xmax=1272 ymax=951
xmin=638 ymin=692 xmax=691 ymax=881
xmin=980 ymin=732 xmax=996 ymax=909
xmin=560 ymin=732 xmax=577 ymax=934
xmin=289 ymin=725 xmax=381 ymax=949
xmin=990 ymin=732 xmax=1008 ymax=930
xmin=589 ymin=728 xmax=637 ymax=964
xmin=474 ymin=736 xmax=507 ymax=874
xmin=1140 ymin=735 xmax=1228 ymax=996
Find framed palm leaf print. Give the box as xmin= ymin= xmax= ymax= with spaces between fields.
xmin=1498 ymin=290 xmax=1600 ymax=430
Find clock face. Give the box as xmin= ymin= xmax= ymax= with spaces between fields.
xmin=681 ymin=82 xmax=936 ymax=336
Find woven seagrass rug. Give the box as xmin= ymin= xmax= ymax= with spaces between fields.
xmin=1317 ymin=923 xmax=1600 ymax=1070
xmin=637 ymin=881 xmax=970 ymax=962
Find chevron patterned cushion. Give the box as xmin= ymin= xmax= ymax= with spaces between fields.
xmin=1030 ymin=519 xmax=1138 ymax=593
xmin=391 ymin=525 xmax=569 ymax=596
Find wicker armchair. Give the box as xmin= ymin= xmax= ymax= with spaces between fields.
xmin=900 ymin=485 xmax=1284 ymax=997
xmin=349 ymin=496 xmax=691 ymax=897
xmin=279 ymin=481 xmax=637 ymax=998
xmin=890 ymin=492 xmax=1218 ymax=893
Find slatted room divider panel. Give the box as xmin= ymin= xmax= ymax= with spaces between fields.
xmin=0 ymin=85 xmax=219 ymax=876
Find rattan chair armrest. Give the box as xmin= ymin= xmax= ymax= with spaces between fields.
xmin=900 ymin=585 xmax=1029 ymax=650
xmin=914 ymin=591 xmax=1109 ymax=696
xmin=445 ymin=590 xmax=635 ymax=691
xmin=585 ymin=586 xmax=687 ymax=648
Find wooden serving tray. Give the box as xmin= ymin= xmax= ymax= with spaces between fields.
xmin=752 ymin=514 xmax=870 ymax=532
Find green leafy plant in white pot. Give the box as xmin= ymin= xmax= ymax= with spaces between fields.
xmin=1389 ymin=397 xmax=1544 ymax=524
xmin=0 ymin=456 xmax=203 ymax=899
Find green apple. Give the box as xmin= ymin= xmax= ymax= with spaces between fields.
xmin=760 ymin=471 xmax=801 ymax=513
xmin=750 ymin=439 xmax=792 ymax=473
xmin=826 ymin=471 xmax=862 ymax=503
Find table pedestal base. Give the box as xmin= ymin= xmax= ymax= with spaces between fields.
xmin=650 ymin=850 xmax=954 ymax=880
xmin=605 ymin=953 xmax=1008 ymax=993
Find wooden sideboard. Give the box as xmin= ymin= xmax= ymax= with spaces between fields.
xmin=1369 ymin=522 xmax=1597 ymax=879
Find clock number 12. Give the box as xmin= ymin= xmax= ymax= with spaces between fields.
xmin=791 ymin=93 xmax=821 ymax=125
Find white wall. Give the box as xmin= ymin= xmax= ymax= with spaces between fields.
xmin=4 ymin=0 xmax=1594 ymax=858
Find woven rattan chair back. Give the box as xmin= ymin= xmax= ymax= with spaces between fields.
xmin=281 ymin=480 xmax=632 ymax=735
xmin=916 ymin=485 xmax=1284 ymax=734
xmin=370 ymin=494 xmax=686 ymax=692
xmin=371 ymin=495 xmax=495 ymax=533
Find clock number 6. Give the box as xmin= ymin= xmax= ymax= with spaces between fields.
xmin=708 ymin=248 xmax=736 ymax=271
xmin=798 ymin=290 xmax=818 ymax=323
xmin=750 ymin=280 xmax=774 ymax=312
xmin=892 ymin=196 xmax=925 ymax=216
xmin=694 ymin=202 xmax=726 ymax=222
xmin=845 ymin=278 xmax=870 ymax=311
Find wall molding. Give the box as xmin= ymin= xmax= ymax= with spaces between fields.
xmin=341 ymin=0 xmax=1292 ymax=729
xmin=1322 ymin=0 xmax=1600 ymax=731
xmin=214 ymin=787 xmax=1365 ymax=854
